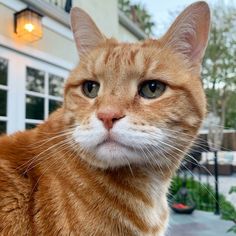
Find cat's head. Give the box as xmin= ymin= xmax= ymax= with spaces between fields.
xmin=63 ymin=2 xmax=210 ymax=169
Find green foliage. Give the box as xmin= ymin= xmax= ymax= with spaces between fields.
xmin=228 ymin=226 xmax=236 ymax=234
xmin=229 ymin=186 xmax=236 ymax=194
xmin=220 ymin=195 xmax=236 ymax=221
xmin=118 ymin=0 xmax=155 ymax=36
xmin=202 ymin=3 xmax=236 ymax=128
xmin=225 ymin=187 xmax=236 ymax=233
xmin=170 ymin=177 xmax=236 ymax=233
xmin=169 ymin=176 xmax=215 ymax=212
xmin=224 ymin=92 xmax=236 ymax=129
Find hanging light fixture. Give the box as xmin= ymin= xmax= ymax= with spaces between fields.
xmin=14 ymin=8 xmax=43 ymax=42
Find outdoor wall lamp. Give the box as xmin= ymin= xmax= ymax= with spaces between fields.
xmin=14 ymin=8 xmax=43 ymax=42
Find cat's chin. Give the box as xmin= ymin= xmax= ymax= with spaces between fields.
xmin=93 ymin=140 xmax=144 ymax=168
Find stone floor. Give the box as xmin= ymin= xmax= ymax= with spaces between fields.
xmin=167 ymin=210 xmax=235 ymax=236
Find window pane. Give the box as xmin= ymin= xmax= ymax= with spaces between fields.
xmin=26 ymin=95 xmax=44 ymax=120
xmin=0 ymin=58 xmax=8 ymax=86
xmin=26 ymin=123 xmax=37 ymax=130
xmin=0 ymin=121 xmax=6 ymax=135
xmin=0 ymin=89 xmax=7 ymax=116
xmin=26 ymin=67 xmax=45 ymax=93
xmin=49 ymin=74 xmax=64 ymax=97
xmin=49 ymin=99 xmax=62 ymax=114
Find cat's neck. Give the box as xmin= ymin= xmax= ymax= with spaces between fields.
xmin=32 ymin=144 xmax=171 ymax=235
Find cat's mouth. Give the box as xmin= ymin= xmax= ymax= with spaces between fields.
xmin=97 ymin=136 xmax=134 ymax=151
xmin=92 ymin=134 xmax=150 ymax=167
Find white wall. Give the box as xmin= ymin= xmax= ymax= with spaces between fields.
xmin=118 ymin=24 xmax=140 ymax=42
xmin=73 ymin=0 xmax=119 ymax=38
xmin=0 ymin=2 xmax=78 ymax=65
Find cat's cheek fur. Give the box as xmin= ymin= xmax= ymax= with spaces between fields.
xmin=111 ymin=117 xmax=166 ymax=148
xmin=72 ymin=114 xmax=107 ymax=149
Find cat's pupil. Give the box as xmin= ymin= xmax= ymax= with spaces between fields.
xmin=149 ymin=82 xmax=157 ymax=93
xmin=138 ymin=80 xmax=166 ymax=99
xmin=87 ymin=82 xmax=95 ymax=93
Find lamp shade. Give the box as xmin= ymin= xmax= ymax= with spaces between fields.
xmin=14 ymin=8 xmax=43 ymax=42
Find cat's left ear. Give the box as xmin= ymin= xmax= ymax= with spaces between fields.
xmin=161 ymin=1 xmax=210 ymax=70
xmin=70 ymin=7 xmax=105 ymax=56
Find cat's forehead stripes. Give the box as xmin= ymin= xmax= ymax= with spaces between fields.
xmin=101 ymin=44 xmax=142 ymax=70
xmin=89 ymin=43 xmax=155 ymax=81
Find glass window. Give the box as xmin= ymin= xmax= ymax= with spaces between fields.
xmin=0 ymin=57 xmax=8 ymax=134
xmin=0 ymin=121 xmax=6 ymax=135
xmin=49 ymin=99 xmax=62 ymax=114
xmin=0 ymin=58 xmax=8 ymax=86
xmin=49 ymin=74 xmax=64 ymax=97
xmin=25 ymin=67 xmax=64 ymax=130
xmin=25 ymin=123 xmax=37 ymax=130
xmin=0 ymin=89 xmax=7 ymax=116
xmin=26 ymin=95 xmax=44 ymax=120
xmin=26 ymin=67 xmax=45 ymax=93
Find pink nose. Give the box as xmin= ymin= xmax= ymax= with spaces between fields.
xmin=97 ymin=110 xmax=125 ymax=130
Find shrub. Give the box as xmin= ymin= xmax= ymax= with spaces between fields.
xmin=169 ymin=176 xmax=236 ymax=232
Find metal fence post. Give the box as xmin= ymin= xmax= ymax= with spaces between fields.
xmin=214 ymin=151 xmax=220 ymax=215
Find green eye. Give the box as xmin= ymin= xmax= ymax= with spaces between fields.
xmin=138 ymin=80 xmax=166 ymax=99
xmin=82 ymin=80 xmax=100 ymax=98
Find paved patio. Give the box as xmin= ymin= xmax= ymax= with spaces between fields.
xmin=167 ymin=210 xmax=235 ymax=236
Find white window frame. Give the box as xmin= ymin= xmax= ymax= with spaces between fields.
xmin=0 ymin=46 xmax=69 ymax=134
xmin=25 ymin=66 xmax=65 ymax=128
xmin=0 ymin=77 xmax=9 ymax=130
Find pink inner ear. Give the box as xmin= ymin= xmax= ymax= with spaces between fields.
xmin=184 ymin=30 xmax=202 ymax=61
xmin=70 ymin=7 xmax=105 ymax=56
xmin=161 ymin=2 xmax=210 ymax=65
xmin=191 ymin=44 xmax=203 ymax=62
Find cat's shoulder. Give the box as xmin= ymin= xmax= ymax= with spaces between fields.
xmin=0 ymin=132 xmax=32 ymax=197
xmin=0 ymin=131 xmax=33 ymax=198
xmin=0 ymin=138 xmax=31 ymax=234
xmin=0 ymin=157 xmax=31 ymax=234
xmin=0 ymin=130 xmax=35 ymax=158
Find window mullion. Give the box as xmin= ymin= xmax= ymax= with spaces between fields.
xmin=45 ymin=71 xmax=49 ymax=119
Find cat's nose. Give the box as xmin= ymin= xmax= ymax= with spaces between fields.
xmin=97 ymin=109 xmax=125 ymax=130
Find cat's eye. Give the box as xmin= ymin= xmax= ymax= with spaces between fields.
xmin=82 ymin=80 xmax=100 ymax=98
xmin=138 ymin=80 xmax=166 ymax=99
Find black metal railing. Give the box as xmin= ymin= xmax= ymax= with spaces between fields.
xmin=169 ymin=134 xmax=236 ymax=216
xmin=43 ymin=0 xmax=72 ymax=13
xmin=171 ymin=161 xmax=216 ymax=213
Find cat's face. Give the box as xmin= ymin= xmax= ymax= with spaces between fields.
xmin=64 ymin=2 xmax=210 ymax=169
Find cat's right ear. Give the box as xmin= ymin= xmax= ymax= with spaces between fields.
xmin=161 ymin=1 xmax=210 ymax=72
xmin=70 ymin=7 xmax=105 ymax=56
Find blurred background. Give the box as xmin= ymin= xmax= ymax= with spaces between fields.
xmin=0 ymin=0 xmax=236 ymax=235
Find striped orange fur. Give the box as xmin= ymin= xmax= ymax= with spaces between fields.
xmin=0 ymin=2 xmax=210 ymax=235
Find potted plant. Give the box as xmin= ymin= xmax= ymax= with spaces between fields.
xmin=171 ymin=181 xmax=196 ymax=214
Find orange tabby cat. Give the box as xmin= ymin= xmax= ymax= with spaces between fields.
xmin=0 ymin=2 xmax=210 ymax=235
